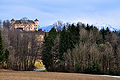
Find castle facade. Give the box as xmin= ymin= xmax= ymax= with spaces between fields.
xmin=11 ymin=19 xmax=39 ymax=31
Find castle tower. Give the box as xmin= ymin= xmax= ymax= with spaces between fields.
xmin=34 ymin=19 xmax=39 ymax=31
xmin=35 ymin=19 xmax=39 ymax=25
xmin=11 ymin=19 xmax=15 ymax=29
xmin=11 ymin=19 xmax=15 ymax=24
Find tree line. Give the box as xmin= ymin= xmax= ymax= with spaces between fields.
xmin=42 ymin=22 xmax=120 ymax=75
xmin=0 ymin=20 xmax=9 ymax=68
xmin=0 ymin=20 xmax=120 ymax=76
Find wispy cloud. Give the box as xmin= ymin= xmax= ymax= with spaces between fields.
xmin=0 ymin=0 xmax=120 ymax=28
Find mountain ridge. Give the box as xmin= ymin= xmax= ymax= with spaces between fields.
xmin=39 ymin=24 xmax=120 ymax=32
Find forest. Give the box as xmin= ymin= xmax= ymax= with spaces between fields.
xmin=0 ymin=20 xmax=120 ymax=76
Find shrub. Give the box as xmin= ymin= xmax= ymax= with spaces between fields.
xmin=85 ymin=62 xmax=101 ymax=74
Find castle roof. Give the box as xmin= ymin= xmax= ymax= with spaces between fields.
xmin=35 ymin=19 xmax=39 ymax=21
xmin=14 ymin=20 xmax=35 ymax=24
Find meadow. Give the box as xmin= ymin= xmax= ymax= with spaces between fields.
xmin=0 ymin=70 xmax=119 ymax=80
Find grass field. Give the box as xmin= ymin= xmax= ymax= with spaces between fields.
xmin=0 ymin=70 xmax=119 ymax=80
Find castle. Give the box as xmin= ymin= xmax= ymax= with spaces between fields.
xmin=11 ymin=18 xmax=39 ymax=31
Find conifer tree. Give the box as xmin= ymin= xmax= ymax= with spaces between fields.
xmin=100 ymin=28 xmax=107 ymax=43
xmin=42 ymin=27 xmax=57 ymax=71
xmin=67 ymin=24 xmax=75 ymax=49
xmin=106 ymin=27 xmax=111 ymax=34
xmin=4 ymin=49 xmax=9 ymax=61
xmin=59 ymin=24 xmax=80 ymax=61
xmin=86 ymin=24 xmax=90 ymax=31
xmin=0 ymin=30 xmax=4 ymax=63
xmin=59 ymin=26 xmax=68 ymax=60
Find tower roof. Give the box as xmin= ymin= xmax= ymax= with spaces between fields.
xmin=35 ymin=19 xmax=39 ymax=21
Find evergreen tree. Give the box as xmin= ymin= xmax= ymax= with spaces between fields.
xmin=59 ymin=24 xmax=80 ymax=61
xmin=85 ymin=24 xmax=90 ymax=31
xmin=4 ymin=49 xmax=9 ymax=61
xmin=67 ymin=24 xmax=80 ymax=50
xmin=81 ymin=23 xmax=85 ymax=28
xmin=42 ymin=27 xmax=57 ymax=71
xmin=59 ymin=26 xmax=68 ymax=60
xmin=0 ymin=30 xmax=4 ymax=63
xmin=106 ymin=27 xmax=111 ymax=34
xmin=67 ymin=24 xmax=76 ymax=49
xmin=75 ymin=24 xmax=80 ymax=44
xmin=100 ymin=28 xmax=107 ymax=43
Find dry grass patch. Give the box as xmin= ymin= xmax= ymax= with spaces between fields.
xmin=0 ymin=70 xmax=119 ymax=80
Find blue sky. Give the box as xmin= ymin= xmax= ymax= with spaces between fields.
xmin=0 ymin=0 xmax=120 ymax=29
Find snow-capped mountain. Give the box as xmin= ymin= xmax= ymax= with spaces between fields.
xmin=39 ymin=23 xmax=66 ymax=32
xmin=39 ymin=23 xmax=120 ymax=32
xmin=39 ymin=25 xmax=54 ymax=32
xmin=96 ymin=24 xmax=120 ymax=32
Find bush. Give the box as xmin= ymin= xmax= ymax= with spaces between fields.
xmin=75 ymin=64 xmax=81 ymax=73
xmin=85 ymin=62 xmax=101 ymax=74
